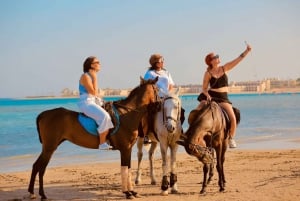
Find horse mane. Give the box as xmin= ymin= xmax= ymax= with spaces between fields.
xmin=126 ymin=78 xmax=154 ymax=99
xmin=197 ymin=102 xmax=213 ymax=117
xmin=188 ymin=101 xmax=218 ymax=125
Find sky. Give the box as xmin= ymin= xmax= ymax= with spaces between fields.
xmin=0 ymin=0 xmax=299 ymax=98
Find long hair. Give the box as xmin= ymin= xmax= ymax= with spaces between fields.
xmin=83 ymin=56 xmax=96 ymax=73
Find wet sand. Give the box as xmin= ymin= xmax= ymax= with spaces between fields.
xmin=1 ymin=148 xmax=299 ymax=201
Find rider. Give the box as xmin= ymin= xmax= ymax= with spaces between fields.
xmin=77 ymin=56 xmax=114 ymax=150
xmin=196 ymin=43 xmax=252 ymax=148
xmin=141 ymin=53 xmax=184 ymax=144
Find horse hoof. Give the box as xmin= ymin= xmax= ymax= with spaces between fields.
xmin=151 ymin=181 xmax=157 ymax=185
xmin=200 ymin=190 xmax=206 ymax=195
xmin=135 ymin=180 xmax=140 ymax=185
xmin=130 ymin=191 xmax=142 ymax=198
xmin=161 ymin=190 xmax=169 ymax=196
xmin=171 ymin=189 xmax=179 ymax=194
xmin=124 ymin=191 xmax=135 ymax=199
xmin=23 ymin=193 xmax=37 ymax=199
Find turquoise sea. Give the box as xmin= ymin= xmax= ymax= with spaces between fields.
xmin=0 ymin=93 xmax=300 ymax=173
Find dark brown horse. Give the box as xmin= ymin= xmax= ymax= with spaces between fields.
xmin=28 ymin=77 xmax=160 ymax=200
xmin=179 ymin=101 xmax=240 ymax=194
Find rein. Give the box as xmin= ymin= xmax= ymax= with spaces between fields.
xmin=108 ymin=84 xmax=159 ymax=136
xmin=113 ymin=85 xmax=160 ymax=114
xmin=113 ymin=102 xmax=146 ymax=113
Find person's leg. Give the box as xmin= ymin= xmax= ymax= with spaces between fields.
xmin=99 ymin=130 xmax=109 ymax=144
xmin=219 ymin=102 xmax=237 ymax=148
xmin=138 ymin=116 xmax=151 ymax=144
xmin=79 ymin=99 xmax=113 ymax=149
xmin=97 ymin=110 xmax=114 ymax=149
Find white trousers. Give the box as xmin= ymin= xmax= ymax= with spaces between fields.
xmin=78 ymin=95 xmax=114 ymax=134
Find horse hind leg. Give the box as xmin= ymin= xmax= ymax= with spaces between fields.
xmin=28 ymin=149 xmax=54 ymax=200
xmin=135 ymin=137 xmax=144 ymax=185
xmin=161 ymin=175 xmax=169 ymax=196
xmin=148 ymin=141 xmax=158 ymax=185
xmin=170 ymin=173 xmax=178 ymax=194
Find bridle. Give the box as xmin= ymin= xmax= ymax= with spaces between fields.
xmin=162 ymin=96 xmax=180 ymax=129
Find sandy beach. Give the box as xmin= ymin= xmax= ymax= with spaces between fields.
xmin=0 ymin=148 xmax=299 ymax=201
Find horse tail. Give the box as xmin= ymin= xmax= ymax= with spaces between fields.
xmin=36 ymin=112 xmax=43 ymax=144
xmin=233 ymin=107 xmax=241 ymax=125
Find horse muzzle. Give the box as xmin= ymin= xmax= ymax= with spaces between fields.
xmin=165 ymin=122 xmax=175 ymax=133
xmin=186 ymin=143 xmax=213 ymax=164
xmin=165 ymin=117 xmax=178 ymax=133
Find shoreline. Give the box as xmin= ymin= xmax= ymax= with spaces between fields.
xmin=1 ymin=149 xmax=299 ymax=201
xmin=1 ymin=137 xmax=299 ymax=174
xmin=4 ymin=89 xmax=300 ymax=100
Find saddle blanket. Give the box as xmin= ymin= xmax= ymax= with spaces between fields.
xmin=78 ymin=113 xmax=98 ymax=136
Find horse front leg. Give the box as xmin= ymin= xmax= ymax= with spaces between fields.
xmin=200 ymin=163 xmax=209 ymax=194
xmin=121 ymin=149 xmax=140 ymax=199
xmin=216 ymin=146 xmax=226 ymax=192
xmin=207 ymin=149 xmax=215 ymax=184
xmin=160 ymin=142 xmax=169 ymax=196
xmin=135 ymin=137 xmax=144 ymax=185
xmin=169 ymin=144 xmax=179 ymax=194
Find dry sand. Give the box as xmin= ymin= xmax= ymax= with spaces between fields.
xmin=0 ymin=149 xmax=299 ymax=201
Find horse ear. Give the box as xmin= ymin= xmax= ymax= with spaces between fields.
xmin=154 ymin=76 xmax=159 ymax=83
xmin=140 ymin=76 xmax=145 ymax=84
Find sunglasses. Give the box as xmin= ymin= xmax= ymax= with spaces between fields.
xmin=92 ymin=61 xmax=100 ymax=64
xmin=211 ymin=55 xmax=219 ymax=60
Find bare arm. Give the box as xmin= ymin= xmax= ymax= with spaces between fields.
xmin=80 ymin=71 xmax=98 ymax=96
xmin=202 ymin=71 xmax=211 ymax=100
xmin=223 ymin=44 xmax=252 ymax=72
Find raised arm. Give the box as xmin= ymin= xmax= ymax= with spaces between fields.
xmin=223 ymin=44 xmax=252 ymax=72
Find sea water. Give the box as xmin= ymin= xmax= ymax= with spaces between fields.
xmin=0 ymin=93 xmax=299 ymax=173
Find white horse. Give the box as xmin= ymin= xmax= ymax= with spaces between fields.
xmin=135 ymin=89 xmax=182 ymax=195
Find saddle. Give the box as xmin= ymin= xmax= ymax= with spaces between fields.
xmin=78 ymin=101 xmax=120 ymax=136
xmin=188 ymin=104 xmax=240 ymax=135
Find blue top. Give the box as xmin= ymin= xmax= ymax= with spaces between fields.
xmin=79 ymin=73 xmax=91 ymax=95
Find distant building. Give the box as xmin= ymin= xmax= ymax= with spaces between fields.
xmin=60 ymin=78 xmax=300 ymax=97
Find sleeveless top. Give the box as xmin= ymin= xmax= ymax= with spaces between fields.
xmin=79 ymin=73 xmax=91 ymax=95
xmin=144 ymin=68 xmax=174 ymax=94
xmin=209 ymin=67 xmax=228 ymax=89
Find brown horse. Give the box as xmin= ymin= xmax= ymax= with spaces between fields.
xmin=179 ymin=101 xmax=240 ymax=194
xmin=28 ymin=77 xmax=160 ymax=200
